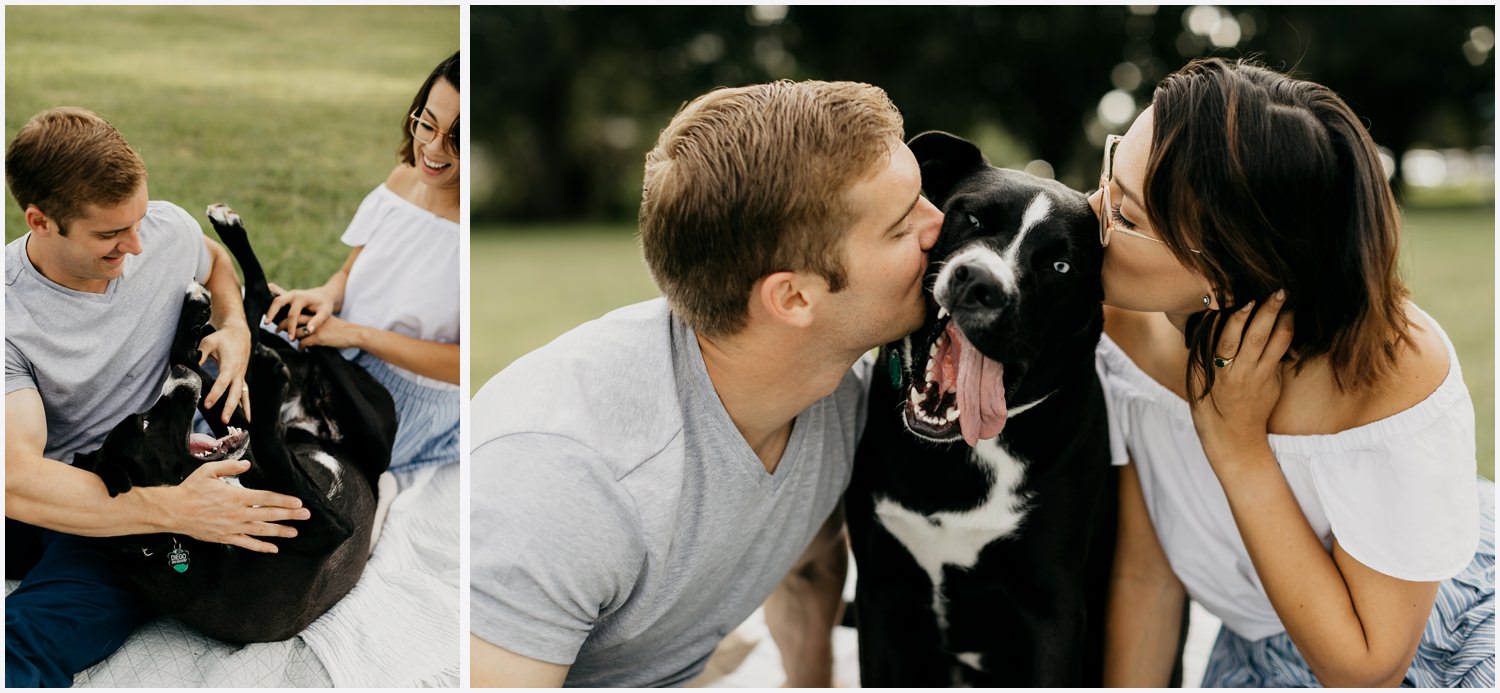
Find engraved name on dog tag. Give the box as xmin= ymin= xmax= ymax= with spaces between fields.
xmin=168 ymin=546 xmax=190 ymax=573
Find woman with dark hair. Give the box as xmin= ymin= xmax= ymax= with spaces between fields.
xmin=1096 ymin=57 xmax=1493 ymax=687
xmin=267 ymin=51 xmax=460 ymax=471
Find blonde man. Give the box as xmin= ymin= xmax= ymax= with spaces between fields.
xmin=471 ymin=81 xmax=944 ymax=686
xmin=5 ymin=108 xmax=306 ymax=687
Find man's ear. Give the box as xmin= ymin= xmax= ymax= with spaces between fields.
xmin=24 ymin=205 xmax=56 ymax=237
xmin=753 ymin=270 xmax=817 ymax=329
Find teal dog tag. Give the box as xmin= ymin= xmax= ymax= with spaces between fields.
xmin=168 ymin=546 xmax=190 ymax=573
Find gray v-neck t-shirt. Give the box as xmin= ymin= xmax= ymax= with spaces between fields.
xmin=470 ymin=299 xmax=870 ymax=687
xmin=5 ymin=200 xmax=212 ymax=463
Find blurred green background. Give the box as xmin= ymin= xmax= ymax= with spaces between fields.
xmin=472 ymin=6 xmax=1495 ymax=479
xmin=472 ymin=208 xmax=1495 ymax=480
xmin=5 ymin=5 xmax=458 ymax=289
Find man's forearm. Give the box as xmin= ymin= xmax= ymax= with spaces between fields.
xmin=5 ymin=452 xmax=168 ymax=537
xmin=204 ymin=240 xmax=248 ymax=330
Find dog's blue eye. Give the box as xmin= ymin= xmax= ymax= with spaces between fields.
xmin=967 ymin=214 xmax=981 ymax=228
xmin=1053 ymin=261 xmax=1071 ymax=274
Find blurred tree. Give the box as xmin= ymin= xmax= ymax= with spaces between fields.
xmin=474 ymin=6 xmax=1493 ymax=224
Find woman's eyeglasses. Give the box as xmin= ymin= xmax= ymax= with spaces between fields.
xmin=409 ymin=111 xmax=458 ymax=156
xmin=1098 ymin=133 xmax=1201 ymax=254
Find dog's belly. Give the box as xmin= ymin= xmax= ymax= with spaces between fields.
xmin=873 ymin=437 xmax=1030 ymax=640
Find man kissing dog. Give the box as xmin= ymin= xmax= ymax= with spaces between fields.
xmin=470 ymin=80 xmax=943 ymax=687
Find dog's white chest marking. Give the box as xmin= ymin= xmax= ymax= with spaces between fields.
xmin=874 ymin=438 xmax=1031 ymax=633
xmin=310 ymin=451 xmax=343 ymax=500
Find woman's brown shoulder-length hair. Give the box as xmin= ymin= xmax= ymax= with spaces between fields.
xmin=398 ymin=51 xmax=460 ymax=166
xmin=1145 ymin=57 xmax=1410 ymax=399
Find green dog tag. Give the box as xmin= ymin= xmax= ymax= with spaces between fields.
xmin=168 ymin=546 xmax=190 ymax=573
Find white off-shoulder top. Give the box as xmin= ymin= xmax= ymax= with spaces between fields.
xmin=1095 ymin=305 xmax=1480 ymax=640
xmin=338 ymin=184 xmax=460 ymax=389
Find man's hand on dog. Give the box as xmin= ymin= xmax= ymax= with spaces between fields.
xmin=154 ymin=459 xmax=310 ymax=553
xmin=199 ymin=320 xmax=253 ymax=424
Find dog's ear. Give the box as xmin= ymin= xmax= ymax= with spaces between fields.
xmin=908 ymin=131 xmax=988 ymax=205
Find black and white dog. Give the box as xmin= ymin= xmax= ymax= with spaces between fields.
xmin=72 ymin=204 xmax=396 ymax=643
xmin=846 ymin=132 xmax=1117 ymax=686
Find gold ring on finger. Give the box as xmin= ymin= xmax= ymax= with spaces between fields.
xmin=1213 ymin=356 xmax=1234 ymax=369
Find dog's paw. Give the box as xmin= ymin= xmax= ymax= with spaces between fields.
xmin=205 ymin=203 xmax=242 ymax=229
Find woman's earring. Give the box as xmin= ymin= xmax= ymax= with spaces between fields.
xmin=1202 ymin=294 xmax=1212 ymax=308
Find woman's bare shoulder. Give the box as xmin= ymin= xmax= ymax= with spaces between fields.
xmin=1362 ymin=304 xmax=1453 ymax=419
xmin=1281 ymin=304 xmax=1454 ymax=434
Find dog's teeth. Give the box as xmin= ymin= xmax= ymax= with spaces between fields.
xmin=938 ymin=307 xmax=949 ymax=320
xmin=946 ymin=407 xmax=960 ymax=422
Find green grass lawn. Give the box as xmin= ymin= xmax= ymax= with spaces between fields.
xmin=5 ymin=5 xmax=458 ymax=289
xmin=473 ymin=204 xmax=1495 ymax=479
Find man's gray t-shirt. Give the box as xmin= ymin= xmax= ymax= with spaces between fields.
xmin=470 ymin=299 xmax=870 ymax=687
xmin=5 ymin=200 xmax=212 ymax=463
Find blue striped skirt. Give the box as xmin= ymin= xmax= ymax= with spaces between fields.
xmin=350 ymin=351 xmax=459 ymax=472
xmin=1201 ymin=476 xmax=1495 ymax=688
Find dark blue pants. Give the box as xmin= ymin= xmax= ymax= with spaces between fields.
xmin=6 ymin=519 xmax=152 ymax=687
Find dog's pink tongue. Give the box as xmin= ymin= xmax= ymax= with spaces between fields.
xmin=189 ymin=433 xmax=219 ymax=454
xmin=949 ymin=323 xmax=1007 ymax=446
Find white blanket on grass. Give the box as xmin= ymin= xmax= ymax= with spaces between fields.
xmin=7 ymin=462 xmax=459 ymax=688
xmin=301 ymin=461 xmax=460 ymax=687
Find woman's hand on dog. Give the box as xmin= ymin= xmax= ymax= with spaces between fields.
xmin=295 ymin=315 xmax=366 ymax=350
xmin=267 ymin=282 xmax=339 ymax=339
xmin=154 ymin=459 xmax=311 ymax=553
xmin=199 ymin=320 xmax=253 ymax=424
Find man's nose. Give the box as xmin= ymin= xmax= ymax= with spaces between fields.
xmin=119 ymin=227 xmax=144 ymax=255
xmin=916 ymin=196 xmax=943 ymax=252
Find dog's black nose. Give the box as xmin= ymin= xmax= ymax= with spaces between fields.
xmin=951 ymin=263 xmax=1004 ymax=311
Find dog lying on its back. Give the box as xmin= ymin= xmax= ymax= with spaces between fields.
xmin=846 ymin=132 xmax=1117 ymax=686
xmin=72 ymin=204 xmax=396 ymax=643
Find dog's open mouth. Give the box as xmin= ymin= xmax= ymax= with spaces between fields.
xmin=903 ymin=309 xmax=1014 ymax=446
xmin=187 ymin=427 xmax=250 ymax=462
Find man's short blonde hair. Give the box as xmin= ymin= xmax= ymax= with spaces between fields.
xmin=5 ymin=107 xmax=146 ymax=233
xmin=640 ymin=80 xmax=904 ymax=337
